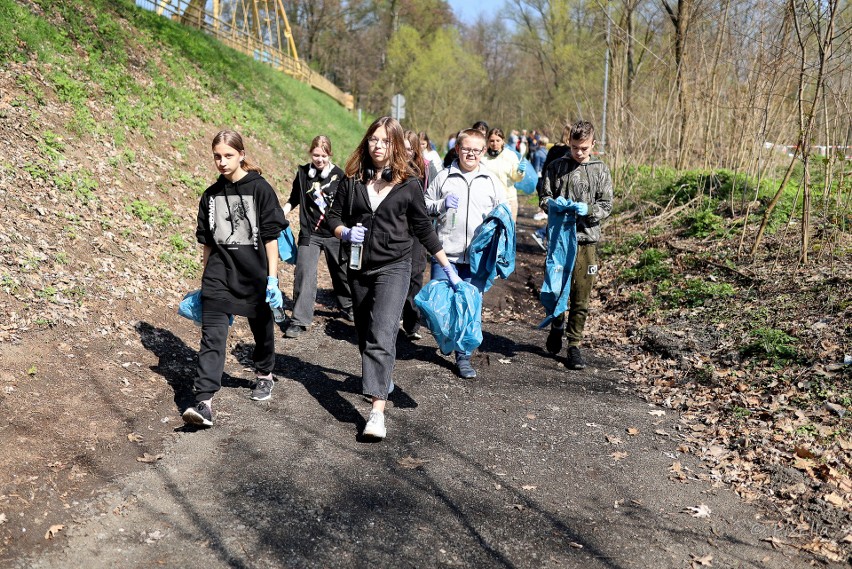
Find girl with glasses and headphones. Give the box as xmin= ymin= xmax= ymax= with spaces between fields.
xmin=327 ymin=117 xmax=462 ymax=441
xmin=280 ymin=135 xmax=353 ymax=339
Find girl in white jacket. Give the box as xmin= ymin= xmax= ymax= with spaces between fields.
xmin=480 ymin=128 xmax=525 ymax=222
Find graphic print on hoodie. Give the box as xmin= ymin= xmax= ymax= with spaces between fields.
xmin=212 ymin=194 xmax=257 ymax=247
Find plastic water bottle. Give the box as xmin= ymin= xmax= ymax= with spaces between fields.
xmin=349 ymin=223 xmax=363 ymax=270
xmin=271 ymin=305 xmax=286 ymax=323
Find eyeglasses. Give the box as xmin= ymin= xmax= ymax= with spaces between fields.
xmin=368 ymin=137 xmax=391 ymax=148
xmin=459 ymin=147 xmax=484 ymax=156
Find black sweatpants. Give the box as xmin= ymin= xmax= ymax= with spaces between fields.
xmin=193 ymin=307 xmax=275 ymax=403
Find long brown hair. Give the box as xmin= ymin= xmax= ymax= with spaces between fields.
xmin=344 ymin=116 xmax=416 ymax=184
xmin=212 ymin=130 xmax=262 ymax=174
xmin=404 ymin=129 xmax=425 ymax=182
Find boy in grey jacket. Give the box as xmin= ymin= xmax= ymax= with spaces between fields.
xmin=426 ymin=128 xmax=504 ymax=378
xmin=537 ymin=120 xmax=613 ymax=370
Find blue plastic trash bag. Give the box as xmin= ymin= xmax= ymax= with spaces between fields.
xmin=469 ymin=203 xmax=515 ymax=293
xmin=415 ymin=280 xmax=482 ymax=355
xmin=515 ymin=161 xmax=538 ymax=194
xmin=277 ymin=226 xmax=298 ymax=264
xmin=538 ymin=197 xmax=578 ymax=328
xmin=178 ymin=290 xmax=233 ymax=326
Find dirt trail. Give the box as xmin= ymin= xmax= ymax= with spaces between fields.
xmin=13 ymin=262 xmax=828 ymax=568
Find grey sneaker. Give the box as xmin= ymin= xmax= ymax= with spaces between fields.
xmin=456 ymin=355 xmax=477 ymax=379
xmin=285 ymin=324 xmax=305 ymax=339
xmin=251 ymin=377 xmax=274 ymax=401
xmin=531 ymin=228 xmax=547 ymax=251
xmin=362 ymin=410 xmax=386 ymax=439
xmin=182 ymin=401 xmax=213 ymax=427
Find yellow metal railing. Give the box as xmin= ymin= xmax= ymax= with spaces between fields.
xmin=138 ymin=0 xmax=353 ymax=110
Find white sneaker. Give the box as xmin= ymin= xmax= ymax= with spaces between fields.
xmin=363 ymin=410 xmax=386 ymax=439
xmin=533 ymin=211 xmax=547 ymax=221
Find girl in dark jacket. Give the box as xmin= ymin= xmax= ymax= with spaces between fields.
xmin=282 ymin=135 xmax=352 ymax=339
xmin=182 ymin=130 xmax=287 ymax=427
xmin=327 ymin=117 xmax=461 ymax=441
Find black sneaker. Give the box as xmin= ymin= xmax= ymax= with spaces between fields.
xmin=546 ymin=326 xmax=564 ymax=354
xmin=251 ymin=377 xmax=274 ymax=401
xmin=405 ymin=330 xmax=423 ymax=341
xmin=566 ymin=346 xmax=586 ymax=370
xmin=182 ymin=401 xmax=213 ymax=427
xmin=285 ymin=324 xmax=305 ymax=339
xmin=341 ymin=308 xmax=355 ymax=322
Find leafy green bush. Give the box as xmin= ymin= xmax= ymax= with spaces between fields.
xmin=741 ymin=327 xmax=798 ymax=362
xmin=681 ymin=209 xmax=725 ymax=238
xmin=127 ymin=199 xmax=176 ymax=226
xmin=621 ymin=248 xmax=671 ymax=283
xmin=659 ymin=278 xmax=736 ymax=307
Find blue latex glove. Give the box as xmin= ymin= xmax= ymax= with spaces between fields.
xmin=441 ymin=264 xmax=463 ymax=291
xmin=444 ymin=194 xmax=460 ymax=210
xmin=517 ymin=160 xmax=526 ymax=174
xmin=341 ymin=225 xmax=368 ymax=243
xmin=572 ymin=201 xmax=589 ymax=216
xmin=265 ymin=276 xmax=283 ymax=309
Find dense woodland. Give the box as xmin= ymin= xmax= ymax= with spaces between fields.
xmin=271 ymin=0 xmax=851 ymax=263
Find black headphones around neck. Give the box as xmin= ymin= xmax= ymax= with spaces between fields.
xmin=364 ymin=166 xmax=393 ymax=183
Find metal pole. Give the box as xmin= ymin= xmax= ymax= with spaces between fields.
xmin=601 ymin=1 xmax=611 ymax=153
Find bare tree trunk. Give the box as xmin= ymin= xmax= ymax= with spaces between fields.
xmin=181 ymin=0 xmax=206 ymax=28
xmin=751 ymin=0 xmax=838 ymax=260
xmin=661 ymin=0 xmax=695 ymax=169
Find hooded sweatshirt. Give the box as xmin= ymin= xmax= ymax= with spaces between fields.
xmin=285 ymin=163 xmax=345 ymax=244
xmin=196 ymin=171 xmax=287 ymax=317
xmin=425 ymin=162 xmax=504 ymax=264
xmin=538 ymin=156 xmax=613 ymax=244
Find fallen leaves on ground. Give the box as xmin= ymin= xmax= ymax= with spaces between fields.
xmin=136 ymin=453 xmax=163 ymax=463
xmin=44 ymin=524 xmax=64 ymax=540
xmin=397 ymin=456 xmax=430 ymax=469
xmin=684 ymin=504 xmax=712 ymax=518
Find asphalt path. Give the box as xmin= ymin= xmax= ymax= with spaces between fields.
xmin=20 ymin=316 xmax=817 ymax=568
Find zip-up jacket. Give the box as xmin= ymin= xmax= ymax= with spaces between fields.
xmin=326 ymin=176 xmax=442 ymax=272
xmin=196 ymin=171 xmax=287 ymax=317
xmin=285 ymin=163 xmax=345 ymax=245
xmin=481 ymin=147 xmax=524 ymax=203
xmin=538 ymin=156 xmax=613 ymax=244
xmin=425 ymin=162 xmax=504 ymax=264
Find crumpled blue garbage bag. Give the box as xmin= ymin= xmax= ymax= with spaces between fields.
xmin=515 ymin=161 xmax=538 ymax=195
xmin=469 ymin=202 xmax=515 ymax=293
xmin=538 ymin=197 xmax=578 ymax=328
xmin=178 ymin=290 xmax=233 ymax=326
xmin=277 ymin=226 xmax=298 ymax=264
xmin=414 ymin=280 xmax=482 ymax=355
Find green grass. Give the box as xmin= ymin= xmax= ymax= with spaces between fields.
xmin=741 ymin=327 xmax=799 ymax=363
xmin=127 ymin=199 xmax=177 ymax=227
xmin=1 ymin=0 xmax=363 ymax=162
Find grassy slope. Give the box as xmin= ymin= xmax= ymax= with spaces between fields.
xmin=0 ymin=0 xmax=364 ymax=323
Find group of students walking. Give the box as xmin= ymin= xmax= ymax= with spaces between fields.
xmin=181 ymin=117 xmax=613 ymax=441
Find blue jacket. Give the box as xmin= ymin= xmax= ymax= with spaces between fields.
xmin=539 ymin=197 xmax=578 ymax=327
xmin=468 ymin=203 xmax=516 ymax=293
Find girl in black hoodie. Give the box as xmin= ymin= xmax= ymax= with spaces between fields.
xmin=327 ymin=117 xmax=462 ymax=441
xmin=281 ymin=135 xmax=352 ymax=338
xmin=182 ymin=130 xmax=287 ymax=427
